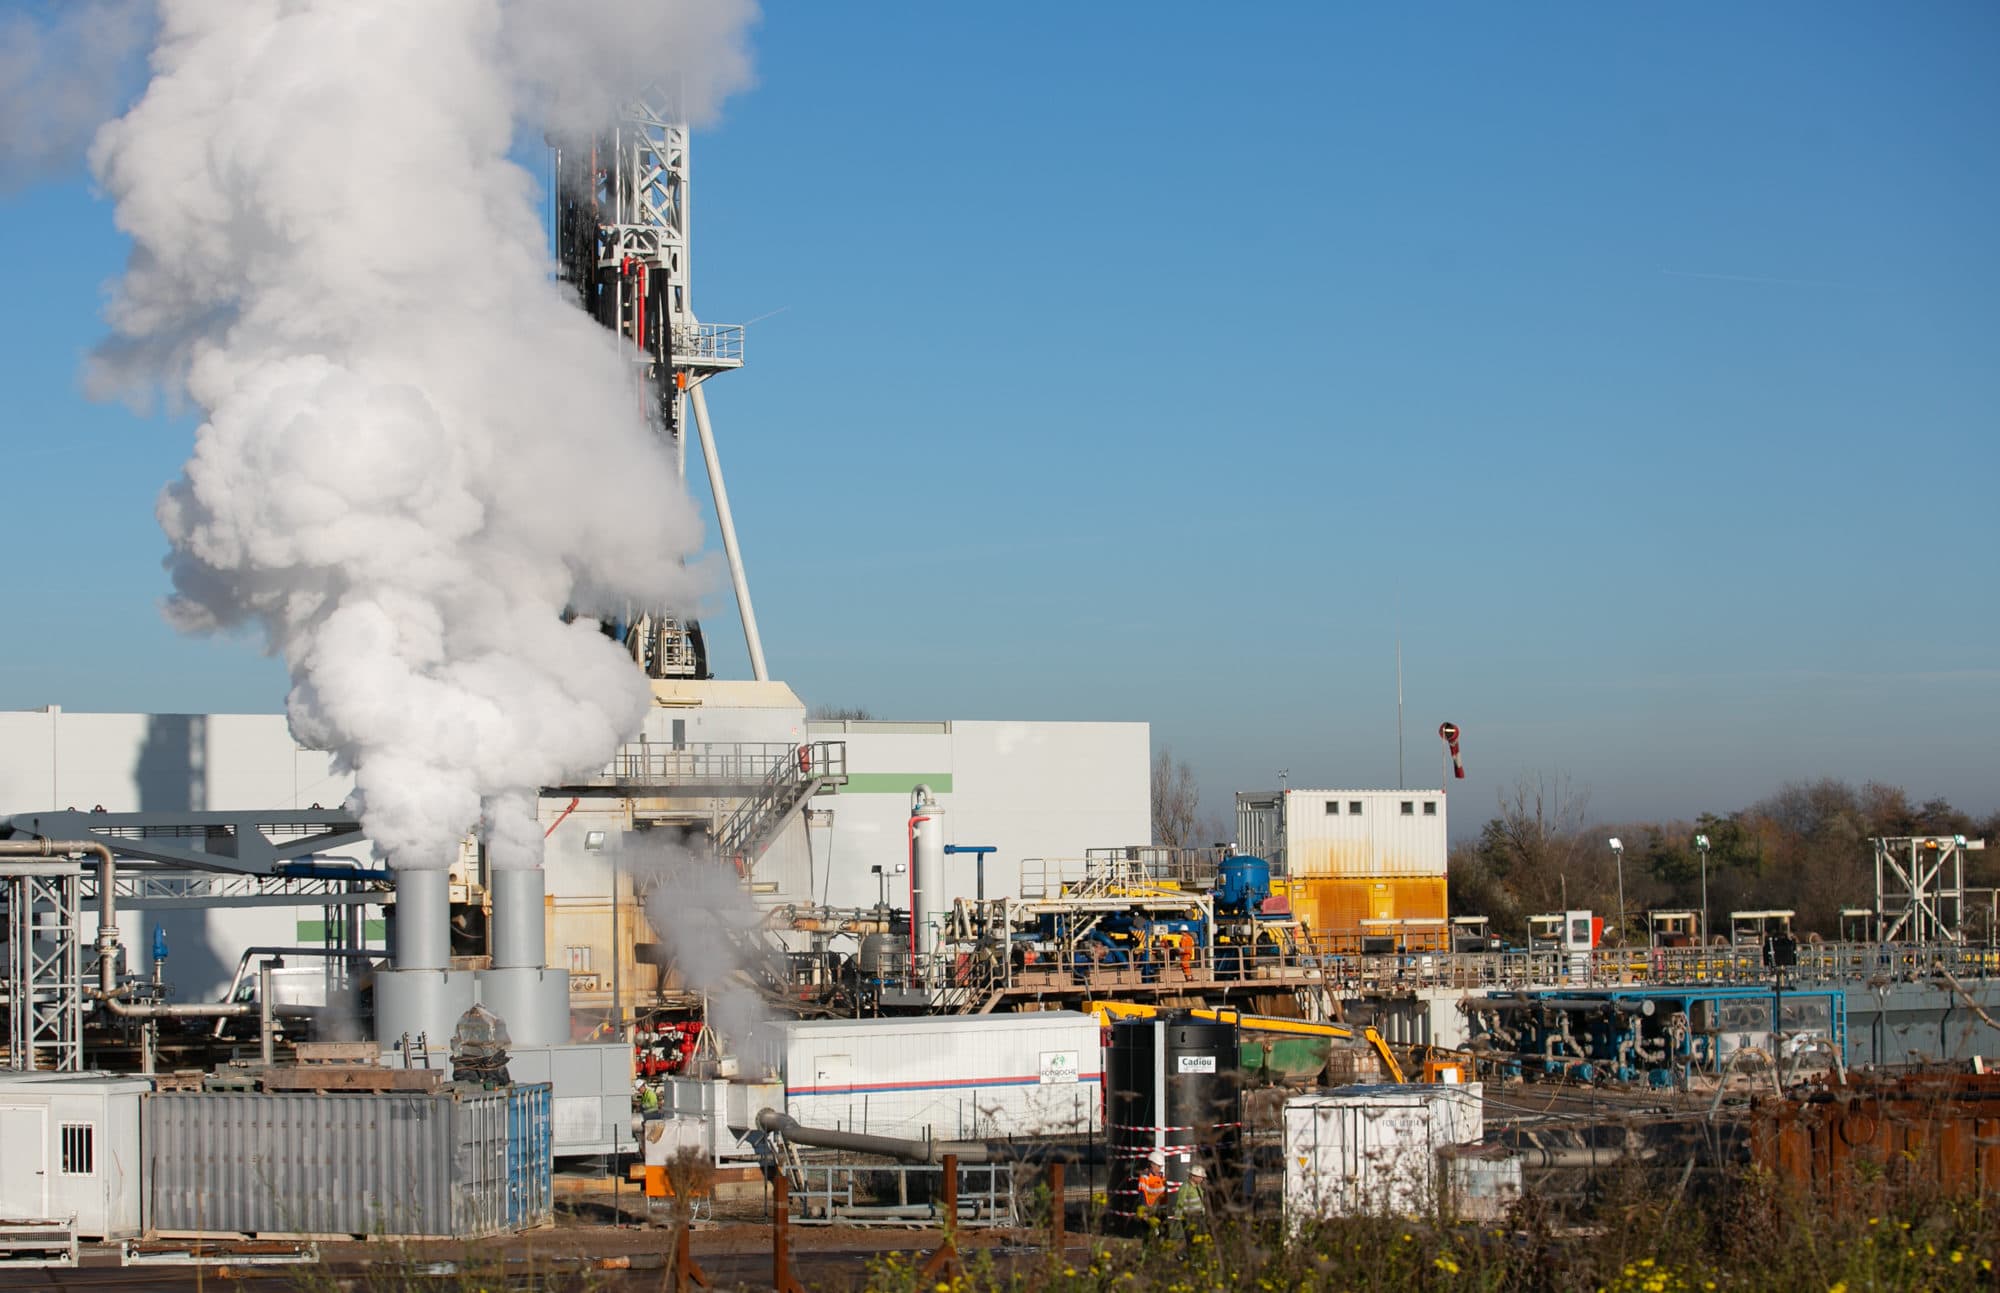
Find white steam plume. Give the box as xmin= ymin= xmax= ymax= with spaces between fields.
xmin=0 ymin=0 xmax=154 ymax=191
xmin=90 ymin=1 xmax=758 ymax=869
xmin=638 ymin=835 xmax=778 ymax=1075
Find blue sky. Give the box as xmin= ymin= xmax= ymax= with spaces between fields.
xmin=2 ymin=3 xmax=1995 ymax=832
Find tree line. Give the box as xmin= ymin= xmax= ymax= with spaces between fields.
xmin=1448 ymin=775 xmax=2000 ymax=943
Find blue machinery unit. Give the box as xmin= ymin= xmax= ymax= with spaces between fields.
xmin=1021 ymin=854 xmax=1291 ymax=981
xmin=1465 ymin=985 xmax=1848 ymax=1087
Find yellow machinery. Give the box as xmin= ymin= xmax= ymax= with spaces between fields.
xmin=1086 ymin=999 xmax=1411 ymax=1084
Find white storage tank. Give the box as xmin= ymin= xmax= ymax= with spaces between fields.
xmin=1282 ymin=1083 xmax=1483 ymax=1221
xmin=0 ymin=1073 xmax=148 ymax=1240
xmin=783 ymin=1013 xmax=1103 ymax=1141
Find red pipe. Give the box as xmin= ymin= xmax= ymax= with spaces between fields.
xmin=635 ymin=264 xmax=647 ymax=351
xmin=544 ymin=796 xmax=581 ymax=839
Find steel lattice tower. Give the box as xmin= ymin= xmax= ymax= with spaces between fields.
xmin=553 ymin=93 xmax=768 ymax=681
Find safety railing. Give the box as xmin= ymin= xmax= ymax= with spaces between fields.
xmin=673 ymin=322 xmax=744 ymax=366
xmin=715 ymin=742 xmax=847 ymax=868
xmin=594 ymin=741 xmax=845 ymax=789
xmin=788 ymin=1160 xmax=1016 ymax=1227
xmin=936 ymin=934 xmax=2000 ymax=1001
xmin=1083 ymin=846 xmax=1227 ymax=889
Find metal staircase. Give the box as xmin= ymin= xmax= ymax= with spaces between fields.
xmin=715 ymin=742 xmax=846 ymax=874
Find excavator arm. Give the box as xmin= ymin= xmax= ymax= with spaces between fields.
xmin=1084 ymin=999 xmax=1409 ymax=1083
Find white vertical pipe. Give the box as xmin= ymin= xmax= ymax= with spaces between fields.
xmin=689 ymin=381 xmax=769 ymax=680
xmin=258 ymin=964 xmax=275 ymax=1067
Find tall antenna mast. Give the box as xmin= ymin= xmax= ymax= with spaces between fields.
xmin=551 ymin=94 xmax=770 ymax=681
xmin=1396 ymin=638 xmax=1405 ymax=790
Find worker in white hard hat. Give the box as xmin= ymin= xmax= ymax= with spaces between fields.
xmin=1136 ymin=1153 xmax=1168 ymax=1212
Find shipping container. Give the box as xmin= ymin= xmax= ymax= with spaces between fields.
xmin=394 ymin=1041 xmax=631 ymax=1157
xmin=143 ymin=1083 xmax=553 ymax=1239
xmin=1438 ymin=1144 xmax=1523 ymax=1222
xmin=0 ymin=1073 xmax=148 ymax=1239
xmin=782 ymin=1013 xmax=1103 ymax=1141
xmin=1238 ymin=789 xmax=1448 ymax=879
xmin=1282 ymin=1084 xmax=1483 ymax=1221
xmin=1283 ymin=876 xmax=1449 ymax=946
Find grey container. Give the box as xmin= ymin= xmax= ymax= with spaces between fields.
xmin=143 ymin=1083 xmax=553 ymax=1239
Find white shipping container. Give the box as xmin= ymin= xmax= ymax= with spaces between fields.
xmin=1282 ymin=1084 xmax=1483 ymax=1222
xmin=1239 ymin=789 xmax=1448 ymax=879
xmin=1439 ymin=1145 xmax=1523 ymax=1222
xmin=0 ymin=1073 xmax=148 ymax=1240
xmin=783 ymin=1013 xmax=1103 ymax=1141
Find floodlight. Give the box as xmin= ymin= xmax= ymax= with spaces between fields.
xmin=1607 ymin=838 xmax=1623 ymax=852
xmin=583 ymin=830 xmax=607 ymax=851
xmin=1694 ymin=834 xmax=1711 ymax=850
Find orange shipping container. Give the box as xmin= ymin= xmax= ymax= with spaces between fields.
xmin=1284 ymin=875 xmax=1448 ymax=943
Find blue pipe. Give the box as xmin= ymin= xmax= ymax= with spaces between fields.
xmin=275 ymin=861 xmax=392 ymax=881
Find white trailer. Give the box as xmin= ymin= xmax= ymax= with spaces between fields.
xmin=782 ymin=1013 xmax=1103 ymax=1141
xmin=0 ymin=1073 xmax=147 ymax=1240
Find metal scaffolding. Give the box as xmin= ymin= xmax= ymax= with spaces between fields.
xmin=551 ymin=94 xmax=766 ymax=681
xmin=1873 ymin=835 xmax=1984 ymax=944
xmin=4 ymin=861 xmax=85 ymax=1071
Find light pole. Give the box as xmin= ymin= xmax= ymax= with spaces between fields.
xmin=1608 ymin=838 xmax=1626 ymax=944
xmin=1693 ymin=834 xmax=1712 ymax=946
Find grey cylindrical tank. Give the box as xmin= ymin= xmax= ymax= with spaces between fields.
xmin=1105 ymin=1016 xmax=1241 ymax=1229
xmin=859 ymin=932 xmax=902 ymax=982
xmin=909 ymin=787 xmax=946 ymax=959
xmin=373 ymin=966 xmax=475 ymax=1051
xmin=475 ymin=967 xmax=569 ymax=1047
xmin=392 ymin=867 xmax=450 ymax=970
xmin=489 ymin=867 xmax=547 ymax=970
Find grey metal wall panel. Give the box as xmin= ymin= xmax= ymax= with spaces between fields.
xmin=143 ymin=1085 xmax=551 ymax=1238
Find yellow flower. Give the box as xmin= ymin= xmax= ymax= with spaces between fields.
xmin=1434 ymin=1256 xmax=1461 ymax=1274
xmin=1828 ymin=1284 xmax=1847 ymax=1293
xmin=1951 ymin=1251 xmax=1964 ymax=1264
xmin=1640 ymin=1259 xmax=1656 ymax=1268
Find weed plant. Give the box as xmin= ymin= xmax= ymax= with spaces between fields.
xmin=864 ymin=1166 xmax=1998 ymax=1293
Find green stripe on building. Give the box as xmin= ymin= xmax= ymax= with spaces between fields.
xmin=838 ymin=773 xmax=953 ymax=794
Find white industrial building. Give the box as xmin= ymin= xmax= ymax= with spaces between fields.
xmin=0 ymin=696 xmax=1149 ymax=1008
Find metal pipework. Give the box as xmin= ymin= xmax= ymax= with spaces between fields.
xmin=392 ymin=867 xmax=451 ymax=970
xmin=755 ymin=1108 xmax=991 ymax=1165
xmin=258 ymin=963 xmax=275 ymax=1067
xmin=1492 ymin=995 xmax=1656 ymax=1017
xmin=489 ymin=867 xmax=547 ymax=969
xmin=689 ymin=381 xmax=768 ymax=681
xmin=0 ymin=838 xmax=119 ymax=996
xmin=214 ymin=946 xmax=379 ymax=1038
xmin=1512 ymin=1145 xmax=1657 ymax=1170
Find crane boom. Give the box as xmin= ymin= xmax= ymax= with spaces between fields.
xmin=1085 ymin=999 xmax=1410 ymax=1084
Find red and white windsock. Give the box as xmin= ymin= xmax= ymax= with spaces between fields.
xmin=1438 ymin=721 xmax=1465 ymax=780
